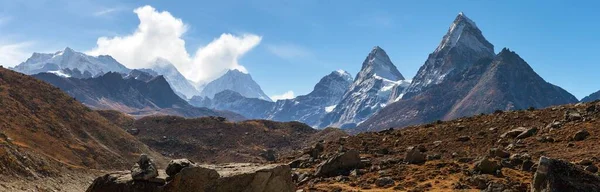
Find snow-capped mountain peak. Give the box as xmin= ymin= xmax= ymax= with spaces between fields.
xmin=13 ymin=47 xmax=130 ymax=77
xmin=199 ymin=69 xmax=272 ymax=102
xmin=434 ymin=12 xmax=493 ymax=54
xmin=148 ymin=58 xmax=200 ymax=100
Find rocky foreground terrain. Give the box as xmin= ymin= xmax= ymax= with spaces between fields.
xmin=85 ymin=100 xmax=600 ymax=192
xmin=281 ymin=101 xmax=600 ymax=191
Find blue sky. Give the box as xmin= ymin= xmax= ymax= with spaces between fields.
xmin=0 ymin=0 xmax=598 ymax=99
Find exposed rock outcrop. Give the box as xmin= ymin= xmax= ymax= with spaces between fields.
xmin=88 ymin=163 xmax=295 ymax=192
xmin=532 ymin=156 xmax=600 ymax=192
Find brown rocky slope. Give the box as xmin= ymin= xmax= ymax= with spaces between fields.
xmin=96 ymin=112 xmax=348 ymax=164
xmin=0 ymin=67 xmax=166 ymax=190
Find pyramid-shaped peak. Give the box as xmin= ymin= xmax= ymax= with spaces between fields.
xmin=434 ymin=12 xmax=493 ymax=54
xmin=359 ymin=46 xmax=405 ymax=81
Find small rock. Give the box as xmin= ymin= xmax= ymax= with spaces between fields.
xmin=516 ymin=127 xmax=537 ymax=139
xmin=260 ymin=149 xmax=277 ymax=162
xmin=577 ymin=159 xmax=593 ymax=166
xmin=404 ymin=146 xmax=427 ymax=164
xmin=433 ymin=140 xmax=443 ymax=147
xmin=565 ymin=110 xmax=582 ymax=121
xmin=427 ymin=154 xmax=442 ymax=160
xmin=482 ymin=182 xmax=507 ymax=192
xmin=473 ymin=158 xmax=501 ymax=175
xmin=166 ymin=159 xmax=196 ymax=177
xmin=457 ymin=136 xmax=471 ymax=142
xmin=375 ymin=177 xmax=394 ymax=188
xmin=467 ymin=175 xmax=489 ymax=189
xmin=586 ymin=164 xmax=599 ymax=173
xmin=546 ymin=121 xmax=563 ymax=129
xmin=501 ymin=127 xmax=529 ymax=138
xmin=489 ymin=148 xmax=510 ymax=158
xmin=309 ymin=142 xmax=324 ymax=159
xmin=537 ymin=136 xmax=555 ymax=143
xmin=522 ymin=160 xmax=535 ymax=171
xmin=130 ymin=154 xmax=158 ymax=181
xmin=573 ymin=130 xmax=590 ymax=141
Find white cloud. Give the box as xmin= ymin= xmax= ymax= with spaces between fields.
xmin=93 ymin=7 xmax=121 ymax=17
xmin=87 ymin=5 xmax=261 ymax=83
xmin=266 ymin=43 xmax=312 ymax=60
xmin=271 ymin=90 xmax=295 ymax=101
xmin=0 ymin=41 xmax=33 ymax=67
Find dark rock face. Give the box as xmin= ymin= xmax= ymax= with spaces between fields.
xmin=269 ymin=70 xmax=353 ymax=127
xmin=356 ymin=14 xmax=577 ymax=133
xmin=531 ymin=156 xmax=600 ymax=192
xmin=315 ymin=150 xmax=361 ymax=177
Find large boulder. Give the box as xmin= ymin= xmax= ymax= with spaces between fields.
xmin=131 ymin=154 xmax=159 ymax=181
xmin=88 ymin=163 xmax=295 ymax=192
xmin=532 ymin=156 xmax=600 ymax=192
xmin=86 ymin=172 xmax=165 ymax=192
xmin=315 ymin=150 xmax=361 ymax=177
xmin=207 ymin=164 xmax=295 ymax=192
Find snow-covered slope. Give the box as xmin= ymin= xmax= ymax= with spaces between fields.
xmin=199 ymin=69 xmax=272 ymax=102
xmin=13 ymin=47 xmax=130 ymax=76
xmin=150 ymin=58 xmax=200 ymax=99
xmin=319 ymin=46 xmax=405 ymax=128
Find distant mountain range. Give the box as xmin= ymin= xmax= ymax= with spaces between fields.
xmin=32 ymin=71 xmax=244 ymax=120
xmin=8 ymin=12 xmax=596 ymax=132
xmin=189 ymin=70 xmax=353 ymax=127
